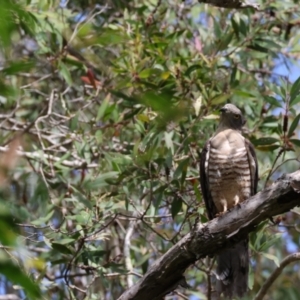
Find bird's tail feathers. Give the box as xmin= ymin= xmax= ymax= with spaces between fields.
xmin=216 ymin=239 xmax=249 ymax=299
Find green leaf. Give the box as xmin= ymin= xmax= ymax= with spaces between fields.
xmin=211 ymin=94 xmax=231 ymax=105
xmin=0 ymin=260 xmax=41 ymax=298
xmin=139 ymin=69 xmax=152 ymax=79
xmin=248 ymin=265 xmax=254 ymax=290
xmin=140 ymin=91 xmax=172 ymax=112
xmin=185 ymin=64 xmax=202 ymax=77
xmin=290 ymin=76 xmax=300 ymax=101
xmin=0 ymin=211 xmax=19 ymax=246
xmin=96 ymin=28 xmax=126 ymax=45
xmin=233 ymin=90 xmax=256 ymax=98
xmin=239 ymin=18 xmax=248 ymax=36
xmin=51 ymin=242 xmax=73 ymax=255
xmin=192 ymin=181 xmax=202 ymax=203
xmin=264 ymin=96 xmax=281 ymax=107
xmin=59 ymin=62 xmax=72 ymax=85
xmin=231 ymin=17 xmax=240 ymax=38
xmin=288 ymin=113 xmax=300 ymax=137
xmin=251 ymin=223 xmax=266 ymax=250
xmin=290 ymin=94 xmax=300 ymax=106
xmin=173 ymin=157 xmax=189 ymax=182
xmin=256 ymin=145 xmax=280 ymax=151
xmin=31 ymin=210 xmax=54 ymax=226
xmin=262 ymin=253 xmax=280 ymax=267
xmin=2 ymin=61 xmax=34 ymax=75
xmin=111 ymin=91 xmax=137 ymax=103
xmin=53 ymin=152 xmax=71 ymax=168
xmin=137 ymin=114 xmax=150 ymax=123
xmin=96 ymin=94 xmax=111 ymax=121
xmin=70 ymin=113 xmax=78 ymax=131
xmin=82 ymin=250 xmax=107 ymax=264
xmin=255 ymin=38 xmax=281 ymax=49
xmin=0 ymin=2 xmax=34 ymax=47
xmin=58 ymin=238 xmax=76 ymax=245
xmin=171 ymin=196 xmax=182 ymax=219
xmin=218 ymin=32 xmax=233 ymax=51
xmin=258 ymin=234 xmax=281 ymax=251
xmin=290 ymin=139 xmax=300 ymax=147
xmin=248 ymin=44 xmax=269 ymax=53
xmin=76 ymin=192 xmax=93 ymax=210
xmin=84 ymin=172 xmax=119 ymax=190
xmin=252 ymin=137 xmax=279 ymax=146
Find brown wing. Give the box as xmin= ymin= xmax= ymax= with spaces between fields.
xmin=199 ymin=140 xmax=218 ymax=220
xmin=245 ymin=139 xmax=258 ymax=195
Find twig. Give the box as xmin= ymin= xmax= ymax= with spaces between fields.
xmin=84 ymin=213 xmax=119 ymax=241
xmin=124 ymin=220 xmax=137 ymax=288
xmin=254 ymin=253 xmax=300 ymax=300
xmin=20 ymin=73 xmax=54 ymax=89
xmin=0 ymin=295 xmax=21 ymax=300
xmin=64 ymin=238 xmax=85 ymax=288
xmin=68 ymin=6 xmax=108 ymax=46
xmin=35 ymin=89 xmax=56 ymax=151
xmin=264 ymin=148 xmax=285 ymax=187
xmin=271 ymin=157 xmax=300 ymax=177
xmin=46 ymin=270 xmax=142 ymax=281
xmin=173 ymin=290 xmax=189 ymax=299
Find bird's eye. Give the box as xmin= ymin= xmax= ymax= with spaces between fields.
xmin=234 ymin=114 xmax=240 ymax=119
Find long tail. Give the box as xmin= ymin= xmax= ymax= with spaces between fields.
xmin=216 ymin=238 xmax=249 ymax=299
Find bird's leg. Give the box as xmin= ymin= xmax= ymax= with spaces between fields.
xmin=227 ymin=195 xmax=241 ymax=212
xmin=215 ymin=199 xmax=227 ymax=217
xmin=233 ymin=195 xmax=240 ymax=206
xmin=215 ymin=211 xmax=225 ymax=217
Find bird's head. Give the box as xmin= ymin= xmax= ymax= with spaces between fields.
xmin=218 ymin=103 xmax=246 ymax=130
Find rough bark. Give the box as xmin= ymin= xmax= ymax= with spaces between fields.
xmin=198 ymin=0 xmax=259 ymax=9
xmin=117 ymin=170 xmax=300 ymax=300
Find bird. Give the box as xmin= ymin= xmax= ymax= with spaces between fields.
xmin=199 ymin=103 xmax=258 ymax=299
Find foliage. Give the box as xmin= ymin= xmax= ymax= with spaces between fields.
xmin=0 ymin=0 xmax=300 ymax=299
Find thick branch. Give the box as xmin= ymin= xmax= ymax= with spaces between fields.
xmin=254 ymin=252 xmax=300 ymax=300
xmin=117 ymin=170 xmax=300 ymax=300
xmin=198 ymin=0 xmax=259 ymax=9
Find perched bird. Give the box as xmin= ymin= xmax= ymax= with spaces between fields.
xmin=200 ymin=103 xmax=258 ymax=298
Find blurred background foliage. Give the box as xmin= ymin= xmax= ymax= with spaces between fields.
xmin=0 ymin=0 xmax=300 ymax=299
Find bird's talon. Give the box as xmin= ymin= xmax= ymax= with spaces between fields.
xmin=215 ymin=212 xmax=225 ymax=217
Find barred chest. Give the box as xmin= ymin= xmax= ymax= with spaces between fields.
xmin=205 ymin=129 xmax=252 ymax=210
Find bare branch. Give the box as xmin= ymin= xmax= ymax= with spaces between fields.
xmin=254 ymin=252 xmax=300 ymax=300
xmin=124 ymin=220 xmax=137 ymax=288
xmin=0 ymin=295 xmax=21 ymax=300
xmin=0 ymin=146 xmax=98 ymax=169
xmin=117 ymin=170 xmax=300 ymax=300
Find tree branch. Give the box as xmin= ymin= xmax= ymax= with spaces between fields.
xmin=198 ymin=0 xmax=259 ymax=9
xmin=124 ymin=220 xmax=137 ymax=288
xmin=0 ymin=295 xmax=21 ymax=300
xmin=254 ymin=252 xmax=300 ymax=300
xmin=117 ymin=170 xmax=300 ymax=300
xmin=0 ymin=146 xmax=98 ymax=169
